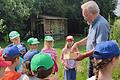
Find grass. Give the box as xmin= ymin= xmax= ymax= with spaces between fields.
xmin=1 ymin=36 xmax=120 ymax=80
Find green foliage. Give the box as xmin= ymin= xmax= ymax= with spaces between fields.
xmin=0 ymin=0 xmax=31 ymax=36
xmin=0 ymin=0 xmax=118 ymax=38
xmin=95 ymin=0 xmax=117 ymax=17
xmin=0 ymin=19 xmax=6 ymax=33
xmin=111 ymin=19 xmax=120 ymax=45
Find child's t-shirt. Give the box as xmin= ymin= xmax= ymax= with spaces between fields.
xmin=19 ymin=74 xmax=39 ymax=80
xmin=67 ymin=60 xmax=76 ymax=69
xmin=61 ymin=48 xmax=77 ymax=69
xmin=87 ymin=76 xmax=95 ymax=80
xmin=41 ymin=48 xmax=57 ymax=60
xmin=16 ymin=57 xmax=23 ymax=73
xmin=0 ymin=70 xmax=21 ymax=80
xmin=41 ymin=48 xmax=58 ymax=72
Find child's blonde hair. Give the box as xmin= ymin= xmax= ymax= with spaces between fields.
xmin=93 ymin=56 xmax=119 ymax=80
xmin=44 ymin=41 xmax=54 ymax=48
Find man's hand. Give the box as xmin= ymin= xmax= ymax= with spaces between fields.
xmin=76 ymin=49 xmax=94 ymax=61
xmin=76 ymin=54 xmax=85 ymax=61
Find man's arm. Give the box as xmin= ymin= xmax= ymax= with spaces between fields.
xmin=75 ymin=37 xmax=87 ymax=46
xmin=76 ymin=49 xmax=94 ymax=61
xmin=71 ymin=37 xmax=87 ymax=52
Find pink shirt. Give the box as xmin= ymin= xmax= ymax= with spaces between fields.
xmin=41 ymin=48 xmax=57 ymax=60
xmin=41 ymin=48 xmax=58 ymax=73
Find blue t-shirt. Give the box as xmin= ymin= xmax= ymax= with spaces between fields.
xmin=86 ymin=15 xmax=110 ymax=52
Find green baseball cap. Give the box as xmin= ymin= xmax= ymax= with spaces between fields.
xmin=9 ymin=31 xmax=20 ymax=39
xmin=27 ymin=38 xmax=40 ymax=45
xmin=44 ymin=36 xmax=54 ymax=41
xmin=31 ymin=53 xmax=54 ymax=71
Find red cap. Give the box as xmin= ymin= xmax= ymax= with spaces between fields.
xmin=66 ymin=36 xmax=74 ymax=41
xmin=0 ymin=58 xmax=12 ymax=67
xmin=0 ymin=49 xmax=12 ymax=67
xmin=0 ymin=49 xmax=3 ymax=56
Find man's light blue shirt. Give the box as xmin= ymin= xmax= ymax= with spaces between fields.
xmin=86 ymin=15 xmax=110 ymax=51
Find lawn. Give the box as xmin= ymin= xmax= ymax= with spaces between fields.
xmin=1 ymin=36 xmax=120 ymax=80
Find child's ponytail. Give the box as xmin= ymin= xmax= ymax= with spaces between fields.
xmin=94 ymin=58 xmax=113 ymax=80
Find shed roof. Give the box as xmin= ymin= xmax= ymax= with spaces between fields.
xmin=38 ymin=15 xmax=67 ymax=20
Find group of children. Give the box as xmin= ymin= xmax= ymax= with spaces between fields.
xmin=0 ymin=31 xmax=120 ymax=80
xmin=0 ymin=31 xmax=58 ymax=80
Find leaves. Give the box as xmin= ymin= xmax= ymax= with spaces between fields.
xmin=0 ymin=0 xmax=118 ymax=38
xmin=0 ymin=19 xmax=6 ymax=33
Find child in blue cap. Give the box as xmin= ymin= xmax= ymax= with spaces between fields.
xmin=88 ymin=41 xmax=120 ymax=80
xmin=1 ymin=45 xmax=21 ymax=80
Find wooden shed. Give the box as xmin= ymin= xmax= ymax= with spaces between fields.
xmin=30 ymin=15 xmax=67 ymax=40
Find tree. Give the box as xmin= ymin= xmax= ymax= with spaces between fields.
xmin=0 ymin=0 xmax=118 ymax=39
xmin=0 ymin=19 xmax=6 ymax=33
xmin=0 ymin=0 xmax=32 ymax=37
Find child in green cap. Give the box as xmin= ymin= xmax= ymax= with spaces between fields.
xmin=41 ymin=36 xmax=58 ymax=79
xmin=8 ymin=31 xmax=28 ymax=73
xmin=31 ymin=53 xmax=54 ymax=80
xmin=9 ymin=31 xmax=27 ymax=57
xmin=20 ymin=37 xmax=40 ymax=80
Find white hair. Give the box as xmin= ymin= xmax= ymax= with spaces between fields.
xmin=81 ymin=1 xmax=100 ymax=15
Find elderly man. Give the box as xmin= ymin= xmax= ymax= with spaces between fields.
xmin=71 ymin=1 xmax=110 ymax=78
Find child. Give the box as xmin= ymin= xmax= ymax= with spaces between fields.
xmin=88 ymin=41 xmax=120 ymax=80
xmin=24 ymin=37 xmax=40 ymax=61
xmin=9 ymin=31 xmax=27 ymax=57
xmin=41 ymin=36 xmax=58 ymax=75
xmin=1 ymin=45 xmax=21 ymax=80
xmin=0 ymin=49 xmax=12 ymax=78
xmin=61 ymin=35 xmax=79 ymax=80
xmin=20 ymin=37 xmax=40 ymax=80
xmin=8 ymin=31 xmax=28 ymax=73
xmin=31 ymin=53 xmax=54 ymax=80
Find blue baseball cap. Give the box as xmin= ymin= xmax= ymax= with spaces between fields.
xmin=23 ymin=50 xmax=39 ymax=62
xmin=93 ymin=41 xmax=120 ymax=59
xmin=3 ymin=45 xmax=20 ymax=58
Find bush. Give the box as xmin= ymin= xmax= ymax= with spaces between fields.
xmin=110 ymin=18 xmax=120 ymax=45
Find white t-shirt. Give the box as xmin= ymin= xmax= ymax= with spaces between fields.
xmin=87 ymin=76 xmax=95 ymax=80
xmin=20 ymin=74 xmax=40 ymax=80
